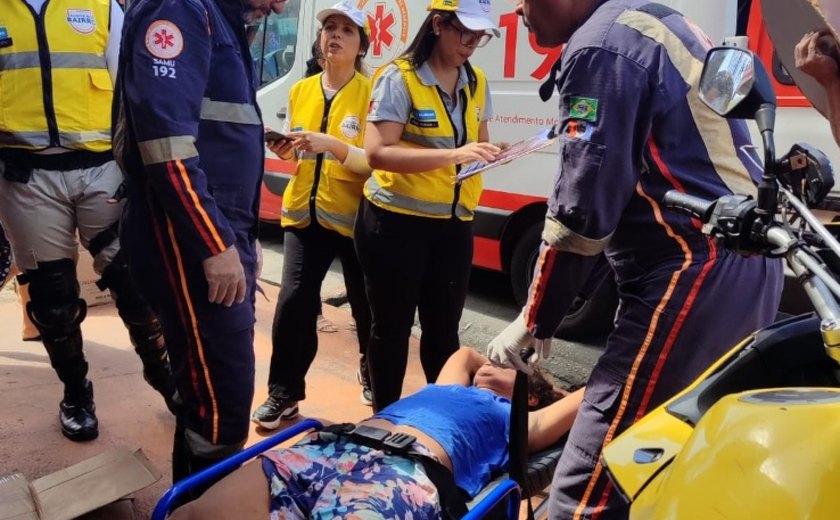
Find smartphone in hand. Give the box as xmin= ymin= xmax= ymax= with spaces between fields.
xmin=265 ymin=130 xmax=291 ymax=143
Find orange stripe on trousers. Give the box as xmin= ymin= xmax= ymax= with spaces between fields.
xmin=164 ymin=217 xmax=221 ymax=443
xmin=147 ymin=187 xmax=205 ymax=416
xmin=574 ymin=182 xmax=694 ymax=520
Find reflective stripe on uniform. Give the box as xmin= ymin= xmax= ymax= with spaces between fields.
xmin=542 ymin=216 xmax=612 ymax=256
xmin=366 ymin=176 xmax=473 ymax=219
xmin=200 ymin=98 xmax=261 ymax=125
xmin=402 ymin=132 xmax=455 ymax=150
xmin=138 ymin=135 xmax=199 ymax=165
xmin=0 ymin=51 xmax=107 ymax=71
xmin=0 ymin=129 xmax=110 ymax=148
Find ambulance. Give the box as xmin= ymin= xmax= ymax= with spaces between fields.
xmin=250 ymin=0 xmax=838 ymax=336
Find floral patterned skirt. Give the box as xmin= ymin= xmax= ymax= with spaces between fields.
xmin=260 ymin=430 xmax=443 ymax=519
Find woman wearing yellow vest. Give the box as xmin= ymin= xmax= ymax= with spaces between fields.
xmin=358 ymin=0 xmax=502 ymax=411
xmin=252 ymin=1 xmax=374 ymax=429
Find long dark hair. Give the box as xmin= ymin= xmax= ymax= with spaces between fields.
xmin=401 ymin=10 xmax=478 ymax=95
xmin=305 ymin=22 xmax=371 ymax=77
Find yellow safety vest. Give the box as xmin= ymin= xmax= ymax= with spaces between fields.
xmin=281 ymin=71 xmax=372 ymax=237
xmin=0 ymin=0 xmax=112 ymax=152
xmin=364 ymin=59 xmax=486 ymax=220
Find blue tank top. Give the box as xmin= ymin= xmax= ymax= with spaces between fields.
xmin=374 ymin=385 xmax=510 ymax=497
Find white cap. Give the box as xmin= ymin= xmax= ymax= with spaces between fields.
xmin=428 ymin=0 xmax=500 ymax=38
xmin=316 ymin=1 xmax=368 ymax=32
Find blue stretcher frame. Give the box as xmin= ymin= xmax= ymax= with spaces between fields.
xmin=152 ymin=418 xmax=523 ymax=520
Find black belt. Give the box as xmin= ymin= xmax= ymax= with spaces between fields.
xmin=0 ymin=149 xmax=113 ymax=172
xmin=322 ymin=423 xmax=469 ymax=519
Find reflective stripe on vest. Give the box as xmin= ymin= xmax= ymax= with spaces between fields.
xmin=280 ymin=72 xmax=371 ymax=238
xmin=200 ymin=98 xmax=262 ymax=125
xmin=366 ymin=175 xmax=474 ymax=219
xmin=365 ymin=59 xmax=485 ymax=220
xmin=281 ymin=206 xmax=356 ymax=231
xmin=0 ymin=129 xmax=110 ymax=148
xmin=0 ymin=52 xmax=107 ymax=71
xmin=0 ymin=0 xmax=112 ymax=152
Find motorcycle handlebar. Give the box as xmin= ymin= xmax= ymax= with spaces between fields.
xmin=662 ymin=191 xmax=716 ymax=221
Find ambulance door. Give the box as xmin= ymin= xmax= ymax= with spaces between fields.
xmin=252 ymin=0 xmax=316 ymax=222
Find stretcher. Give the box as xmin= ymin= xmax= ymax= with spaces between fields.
xmin=152 ymin=420 xmax=564 ymax=519
xmin=153 ymin=355 xmax=565 ymax=519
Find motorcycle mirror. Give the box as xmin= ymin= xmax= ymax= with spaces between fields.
xmin=699 ymin=47 xmax=777 ymax=129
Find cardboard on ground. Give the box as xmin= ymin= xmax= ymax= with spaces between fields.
xmin=0 ymin=447 xmax=161 ymax=520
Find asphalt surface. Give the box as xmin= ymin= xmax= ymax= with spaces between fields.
xmin=258 ymin=224 xmax=603 ymax=390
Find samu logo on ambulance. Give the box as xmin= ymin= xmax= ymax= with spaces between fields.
xmin=66 ymin=9 xmax=96 ymax=34
xmin=357 ymin=0 xmax=409 ymax=65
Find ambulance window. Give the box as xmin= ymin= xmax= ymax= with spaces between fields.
xmin=249 ymin=0 xmax=301 ymax=87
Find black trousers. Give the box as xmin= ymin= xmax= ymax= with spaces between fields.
xmin=354 ymin=199 xmax=473 ymax=411
xmin=268 ymin=222 xmax=371 ymax=400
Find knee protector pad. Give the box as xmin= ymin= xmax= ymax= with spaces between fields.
xmin=26 ymin=259 xmax=87 ymax=340
xmin=25 ymin=260 xmax=88 ymax=384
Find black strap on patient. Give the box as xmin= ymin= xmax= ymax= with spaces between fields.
xmin=510 ymin=348 xmax=535 ymax=520
xmin=323 ymin=423 xmax=468 ymax=519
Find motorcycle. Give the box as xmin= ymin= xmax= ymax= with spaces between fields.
xmin=602 ymin=46 xmax=840 ymax=519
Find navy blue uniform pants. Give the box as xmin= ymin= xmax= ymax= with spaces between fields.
xmin=549 ymin=248 xmax=783 ymax=520
xmin=121 ymin=197 xmax=256 ymax=450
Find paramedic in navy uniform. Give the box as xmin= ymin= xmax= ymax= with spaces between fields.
xmin=114 ymin=0 xmax=287 ymax=485
xmin=487 ymin=1 xmax=784 ymax=518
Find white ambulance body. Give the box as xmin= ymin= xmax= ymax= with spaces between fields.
xmin=252 ymin=0 xmax=836 ymax=333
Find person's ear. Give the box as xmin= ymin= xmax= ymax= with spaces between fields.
xmin=432 ymin=14 xmax=443 ymax=36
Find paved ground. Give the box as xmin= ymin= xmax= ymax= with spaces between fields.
xmin=0 ymin=282 xmax=428 ymax=518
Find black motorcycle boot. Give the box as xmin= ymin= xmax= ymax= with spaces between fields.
xmin=132 ymin=326 xmax=179 ymax=415
xmin=98 ymin=255 xmax=179 ymax=414
xmin=60 ymin=379 xmax=98 ymax=442
xmin=121 ymin=311 xmax=178 ymax=415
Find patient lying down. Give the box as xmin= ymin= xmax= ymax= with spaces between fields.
xmin=171 ymin=348 xmax=583 ymax=519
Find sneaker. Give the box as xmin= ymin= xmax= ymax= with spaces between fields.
xmin=356 ymin=368 xmax=372 ymax=407
xmin=252 ymin=393 xmax=299 ymax=430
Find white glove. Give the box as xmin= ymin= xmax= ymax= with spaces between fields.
xmin=487 ymin=312 xmax=552 ymax=375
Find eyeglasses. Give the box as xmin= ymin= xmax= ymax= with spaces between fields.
xmin=445 ymin=20 xmax=492 ymax=48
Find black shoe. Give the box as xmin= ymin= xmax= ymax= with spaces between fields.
xmin=356 ymin=368 xmax=372 ymax=407
xmin=60 ymin=380 xmax=98 ymax=442
xmin=251 ymin=392 xmax=299 ymax=430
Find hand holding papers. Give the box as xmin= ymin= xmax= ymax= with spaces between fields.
xmin=456 ymin=126 xmax=559 ymax=183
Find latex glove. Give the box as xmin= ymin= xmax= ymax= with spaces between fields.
xmin=487 ymin=312 xmax=552 ymax=375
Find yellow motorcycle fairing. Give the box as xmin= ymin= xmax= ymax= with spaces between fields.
xmin=629 ymin=388 xmax=840 ymax=520
xmin=601 ymin=335 xmax=754 ymax=500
